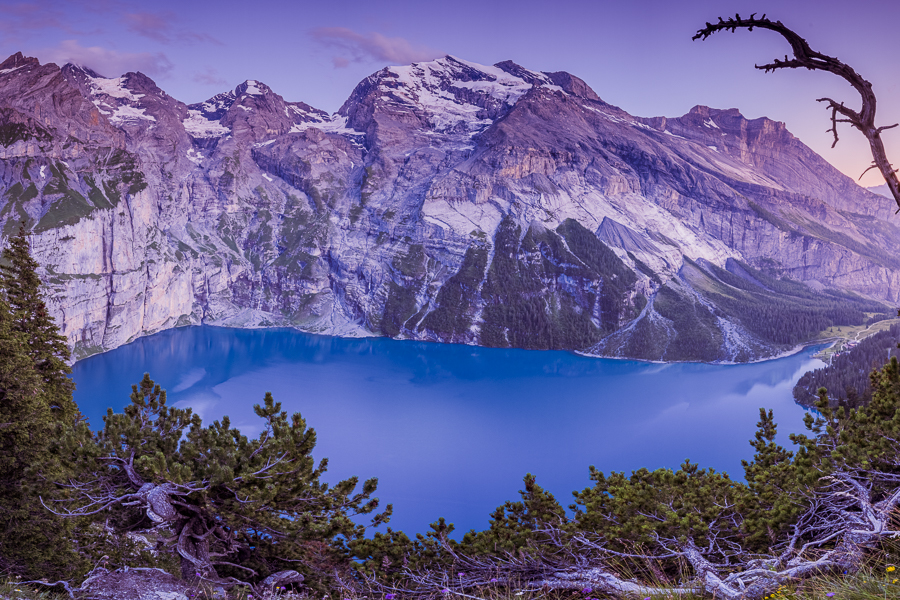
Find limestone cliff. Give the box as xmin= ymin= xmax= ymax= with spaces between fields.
xmin=0 ymin=52 xmax=895 ymax=361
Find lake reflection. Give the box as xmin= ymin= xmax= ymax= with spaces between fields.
xmin=72 ymin=326 xmax=822 ymax=536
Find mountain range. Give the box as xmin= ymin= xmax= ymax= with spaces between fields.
xmin=1 ymin=51 xmax=898 ymax=362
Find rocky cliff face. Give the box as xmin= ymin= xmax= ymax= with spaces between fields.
xmin=1 ymin=51 xmax=897 ymax=361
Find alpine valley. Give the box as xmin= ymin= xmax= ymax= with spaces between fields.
xmin=1 ymin=51 xmax=898 ymax=362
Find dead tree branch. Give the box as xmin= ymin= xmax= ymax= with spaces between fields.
xmin=19 ymin=580 xmax=76 ymax=599
xmin=693 ymin=13 xmax=900 ymax=211
xmin=377 ymin=466 xmax=900 ymax=600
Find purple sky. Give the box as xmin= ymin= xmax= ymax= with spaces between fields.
xmin=2 ymin=0 xmax=898 ymax=186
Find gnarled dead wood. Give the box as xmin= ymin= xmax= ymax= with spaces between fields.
xmin=693 ymin=14 xmax=900 ymax=211
xmin=377 ymin=467 xmax=900 ymax=600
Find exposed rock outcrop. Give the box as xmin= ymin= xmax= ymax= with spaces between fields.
xmin=0 ymin=52 xmax=896 ymax=362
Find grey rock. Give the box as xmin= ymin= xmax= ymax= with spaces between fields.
xmin=79 ymin=567 xmax=189 ymax=600
xmin=1 ymin=52 xmax=898 ymax=362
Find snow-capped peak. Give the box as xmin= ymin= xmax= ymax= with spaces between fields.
xmin=86 ymin=74 xmax=156 ymax=125
xmin=196 ymin=91 xmax=237 ymax=117
xmin=370 ymin=55 xmax=563 ymax=135
xmin=237 ymin=80 xmax=271 ymax=97
xmin=386 ymin=55 xmax=556 ymax=108
xmin=184 ymin=91 xmax=236 ymax=138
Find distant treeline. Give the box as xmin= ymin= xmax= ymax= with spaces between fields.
xmin=793 ymin=323 xmax=900 ymax=407
xmin=699 ymin=260 xmax=891 ymax=347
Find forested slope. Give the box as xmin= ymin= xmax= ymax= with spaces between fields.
xmin=794 ymin=322 xmax=900 ymax=407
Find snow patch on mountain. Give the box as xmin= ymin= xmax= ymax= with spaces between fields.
xmin=183 ymin=109 xmax=231 ymax=138
xmin=244 ymin=80 xmax=263 ymax=95
xmin=380 ymin=56 xmax=560 ymax=134
xmin=110 ymin=105 xmax=156 ymax=124
xmin=287 ymin=104 xmax=327 ymax=121
xmin=197 ymin=92 xmax=236 ymax=116
xmin=186 ymin=148 xmax=204 ymax=165
xmin=288 ymin=114 xmax=364 ymax=138
xmin=584 ymin=105 xmax=627 ymax=123
xmin=89 ymin=76 xmax=144 ymax=102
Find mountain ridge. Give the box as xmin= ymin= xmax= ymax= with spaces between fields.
xmin=0 ymin=51 xmax=896 ymax=362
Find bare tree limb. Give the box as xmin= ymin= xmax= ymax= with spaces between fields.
xmin=693 ymin=13 xmax=900 ymax=211
xmin=19 ymin=580 xmax=76 ymax=599
xmin=376 ymin=465 xmax=900 ymax=600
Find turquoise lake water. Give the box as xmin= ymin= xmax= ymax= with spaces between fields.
xmin=71 ymin=326 xmax=823 ymax=536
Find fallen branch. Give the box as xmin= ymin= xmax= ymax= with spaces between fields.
xmin=376 ymin=465 xmax=900 ymax=600
xmin=19 ymin=580 xmax=76 ymax=599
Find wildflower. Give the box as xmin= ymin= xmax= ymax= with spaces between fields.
xmin=826 ymin=594 xmax=835 ymax=597
xmin=490 ymin=579 xmax=498 ymax=583
xmin=582 ymin=588 xmax=592 ymax=595
xmin=386 ymin=595 xmax=396 ymax=600
xmin=441 ymin=589 xmax=450 ymax=594
xmin=889 ymin=566 xmax=897 ymax=572
xmin=458 ymin=573 xmax=464 ymax=577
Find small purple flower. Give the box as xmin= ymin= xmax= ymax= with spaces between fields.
xmin=645 ymin=597 xmax=651 ymax=600
xmin=458 ymin=573 xmax=464 ymax=577
xmin=441 ymin=589 xmax=450 ymax=595
xmin=582 ymin=589 xmax=592 ymax=595
xmin=386 ymin=595 xmax=396 ymax=600
xmin=826 ymin=594 xmax=835 ymax=598
xmin=490 ymin=579 xmax=498 ymax=583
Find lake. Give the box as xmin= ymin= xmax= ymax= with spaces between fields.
xmin=71 ymin=325 xmax=822 ymax=536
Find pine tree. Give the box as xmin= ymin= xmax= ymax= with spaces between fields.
xmin=54 ymin=374 xmax=390 ymax=592
xmin=739 ymin=408 xmax=809 ymax=551
xmin=459 ymin=473 xmax=568 ymax=555
xmin=0 ymin=289 xmax=47 ymax=480
xmin=0 ymin=225 xmax=76 ymax=420
xmin=0 ymin=227 xmax=88 ymax=579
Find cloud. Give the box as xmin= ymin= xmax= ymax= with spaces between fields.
xmin=37 ymin=40 xmax=173 ymax=78
xmin=0 ymin=0 xmax=72 ymax=39
xmin=0 ymin=0 xmax=120 ymax=40
xmin=123 ymin=11 xmax=221 ymax=45
xmin=193 ymin=66 xmax=228 ymax=87
xmin=310 ymin=27 xmax=442 ymax=68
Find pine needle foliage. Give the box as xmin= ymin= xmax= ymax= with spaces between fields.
xmin=0 ymin=225 xmax=75 ymax=420
xmin=62 ymin=374 xmax=392 ymax=590
xmin=0 ymin=226 xmax=87 ymax=579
